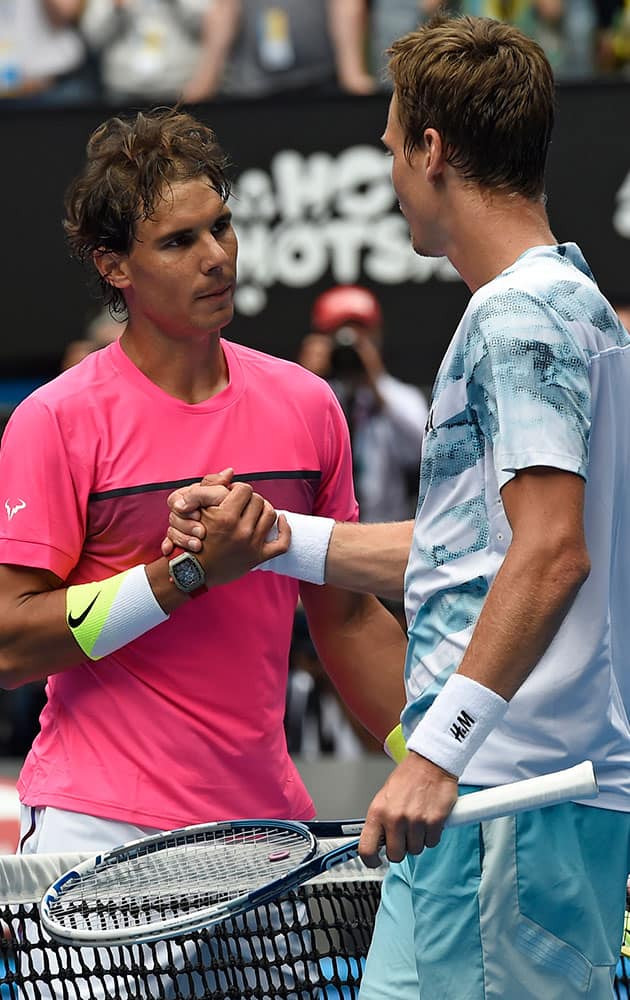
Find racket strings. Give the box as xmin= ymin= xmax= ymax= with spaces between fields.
xmin=47 ymin=825 xmax=314 ymax=934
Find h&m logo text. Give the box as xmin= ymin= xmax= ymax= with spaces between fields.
xmin=450 ymin=710 xmax=476 ymax=743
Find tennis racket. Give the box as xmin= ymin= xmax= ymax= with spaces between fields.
xmin=40 ymin=760 xmax=597 ymax=947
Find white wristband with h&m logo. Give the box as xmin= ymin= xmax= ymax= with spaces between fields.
xmin=406 ymin=673 xmax=508 ymax=778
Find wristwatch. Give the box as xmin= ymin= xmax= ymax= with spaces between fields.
xmin=168 ymin=549 xmax=208 ymax=597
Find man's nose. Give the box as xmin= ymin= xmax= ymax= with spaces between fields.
xmin=199 ymin=234 xmax=229 ymax=272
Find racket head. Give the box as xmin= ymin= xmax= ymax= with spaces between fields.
xmin=40 ymin=818 xmax=317 ymax=947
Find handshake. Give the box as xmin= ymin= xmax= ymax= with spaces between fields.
xmin=161 ymin=468 xmax=334 ymax=589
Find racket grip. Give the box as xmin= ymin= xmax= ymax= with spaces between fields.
xmin=445 ymin=760 xmax=598 ymax=828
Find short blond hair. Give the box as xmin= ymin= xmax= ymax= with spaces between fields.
xmin=388 ymin=15 xmax=555 ymax=199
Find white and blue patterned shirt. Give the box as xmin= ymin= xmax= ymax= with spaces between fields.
xmin=403 ymin=243 xmax=630 ymax=809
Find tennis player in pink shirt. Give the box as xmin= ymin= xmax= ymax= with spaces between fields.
xmin=0 ymin=108 xmax=406 ymax=856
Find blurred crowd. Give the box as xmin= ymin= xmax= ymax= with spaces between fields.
xmin=2 ymin=1 xmax=630 ymax=111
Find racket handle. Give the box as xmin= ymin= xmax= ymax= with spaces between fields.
xmin=445 ymin=760 xmax=598 ymax=828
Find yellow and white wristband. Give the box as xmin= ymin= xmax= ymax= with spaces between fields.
xmin=406 ymin=673 xmax=508 ymax=778
xmin=384 ymin=723 xmax=408 ymax=764
xmin=66 ymin=564 xmax=169 ymax=660
xmin=258 ymin=511 xmax=334 ymax=585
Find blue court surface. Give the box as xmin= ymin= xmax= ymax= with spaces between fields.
xmin=319 ymin=956 xmax=365 ymax=998
xmin=0 ymin=955 xmax=15 ymax=999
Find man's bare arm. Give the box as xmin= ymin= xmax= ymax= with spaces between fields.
xmin=326 ymin=0 xmax=376 ymax=94
xmin=0 ymin=485 xmax=286 ymax=689
xmin=163 ymin=479 xmax=413 ymax=601
xmin=325 ymin=520 xmax=412 ymax=601
xmin=0 ymin=562 xmax=187 ymax=689
xmin=181 ymin=0 xmax=242 ymax=102
xmin=301 ymin=582 xmax=406 ymax=743
xmin=359 ymin=468 xmax=591 ymax=865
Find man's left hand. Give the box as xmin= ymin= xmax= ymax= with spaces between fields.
xmin=359 ymin=752 xmax=458 ymax=867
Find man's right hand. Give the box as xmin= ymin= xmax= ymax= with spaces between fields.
xmin=161 ymin=469 xmax=234 ymax=557
xmin=161 ymin=470 xmax=291 ymax=585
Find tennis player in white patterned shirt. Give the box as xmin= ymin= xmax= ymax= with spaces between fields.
xmin=164 ymin=14 xmax=630 ymax=1000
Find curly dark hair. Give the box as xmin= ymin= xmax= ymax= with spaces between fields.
xmin=64 ymin=108 xmax=232 ymax=315
xmin=388 ymin=15 xmax=555 ymax=199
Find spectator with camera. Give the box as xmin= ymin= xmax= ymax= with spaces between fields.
xmin=297 ymin=285 xmax=428 ymax=524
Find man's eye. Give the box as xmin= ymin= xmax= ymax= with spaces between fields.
xmin=165 ymin=235 xmax=192 ymax=248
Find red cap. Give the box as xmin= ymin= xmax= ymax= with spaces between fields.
xmin=310 ymin=285 xmax=383 ymax=334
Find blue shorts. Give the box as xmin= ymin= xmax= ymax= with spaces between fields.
xmin=360 ymin=799 xmax=630 ymax=1000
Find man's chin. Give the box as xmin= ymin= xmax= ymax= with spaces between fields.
xmin=200 ymin=302 xmax=234 ymax=331
xmin=411 ymin=238 xmax=443 ymax=259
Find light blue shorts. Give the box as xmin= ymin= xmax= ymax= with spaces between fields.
xmin=360 ymin=799 xmax=630 ymax=1000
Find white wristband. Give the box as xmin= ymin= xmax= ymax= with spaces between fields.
xmin=257 ymin=511 xmax=334 ymax=585
xmin=67 ymin=564 xmax=169 ymax=660
xmin=406 ymin=674 xmax=508 ymax=778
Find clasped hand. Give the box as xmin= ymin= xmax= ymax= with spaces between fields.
xmin=161 ymin=468 xmax=291 ymax=587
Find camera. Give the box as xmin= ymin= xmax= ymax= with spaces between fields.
xmin=329 ymin=326 xmax=365 ymax=377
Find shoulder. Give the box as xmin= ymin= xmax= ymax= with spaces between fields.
xmin=4 ymin=348 xmax=116 ymax=438
xmin=224 ymin=339 xmax=339 ymax=401
xmin=469 ymin=245 xmax=597 ymax=324
xmin=465 ymin=250 xmax=619 ymax=357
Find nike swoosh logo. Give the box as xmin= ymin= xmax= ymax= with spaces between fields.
xmin=67 ymin=592 xmax=100 ymax=629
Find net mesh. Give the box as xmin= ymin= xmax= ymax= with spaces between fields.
xmin=4 ymin=851 xmax=630 ymax=999
xmin=0 ymin=849 xmax=382 ymax=1000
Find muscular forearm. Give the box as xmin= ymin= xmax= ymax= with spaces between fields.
xmin=403 ymin=469 xmax=591 ymax=777
xmin=0 ymin=557 xmax=188 ymax=689
xmin=455 ymin=538 xmax=589 ymax=700
xmin=0 ymin=483 xmax=286 ymax=687
xmin=304 ymin=586 xmax=406 ymax=742
xmin=403 ymin=536 xmax=589 ymax=775
xmin=0 ymin=584 xmax=79 ymax=687
xmin=325 ymin=520 xmax=413 ymax=601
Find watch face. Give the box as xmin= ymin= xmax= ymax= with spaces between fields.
xmin=170 ymin=553 xmax=206 ymax=592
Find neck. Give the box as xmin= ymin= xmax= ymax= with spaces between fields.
xmin=119 ymin=323 xmax=229 ymax=404
xmin=443 ymin=188 xmax=556 ymax=293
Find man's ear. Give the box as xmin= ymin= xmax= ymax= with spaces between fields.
xmin=93 ymin=248 xmax=131 ymax=290
xmin=423 ymin=128 xmax=445 ymax=182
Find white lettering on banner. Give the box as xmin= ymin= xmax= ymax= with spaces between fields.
xmin=613 ymin=170 xmax=630 ymax=239
xmin=272 ymin=151 xmax=334 ymax=219
xmin=231 ymin=146 xmax=461 ymax=315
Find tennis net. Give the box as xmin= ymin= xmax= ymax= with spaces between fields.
xmin=0 ymin=845 xmax=384 ymax=999
xmin=4 ymin=850 xmax=630 ymax=999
